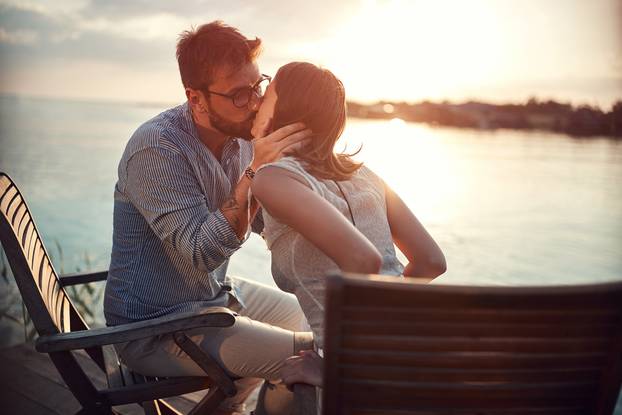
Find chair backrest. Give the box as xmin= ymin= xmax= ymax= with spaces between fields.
xmin=323 ymin=273 xmax=622 ymax=415
xmin=0 ymin=172 xmax=86 ymax=336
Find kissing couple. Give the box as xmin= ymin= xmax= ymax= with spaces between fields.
xmin=103 ymin=20 xmax=446 ymax=414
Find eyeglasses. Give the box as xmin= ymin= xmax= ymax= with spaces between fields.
xmin=203 ymin=74 xmax=272 ymax=108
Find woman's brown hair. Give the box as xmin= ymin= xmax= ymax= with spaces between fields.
xmin=272 ymin=62 xmax=362 ymax=181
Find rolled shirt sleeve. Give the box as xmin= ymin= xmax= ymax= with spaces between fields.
xmin=124 ymin=145 xmax=242 ymax=273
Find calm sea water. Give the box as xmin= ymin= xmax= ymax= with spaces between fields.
xmin=1 ymin=95 xmax=622 ymax=314
xmin=1 ymin=95 xmax=621 ymax=409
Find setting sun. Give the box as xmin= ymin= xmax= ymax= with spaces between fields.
xmin=294 ymin=0 xmax=503 ymax=102
xmin=279 ymin=0 xmax=620 ymax=107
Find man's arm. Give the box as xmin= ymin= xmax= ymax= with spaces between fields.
xmin=125 ymin=146 xmax=244 ymax=273
xmin=219 ymin=174 xmax=260 ymax=240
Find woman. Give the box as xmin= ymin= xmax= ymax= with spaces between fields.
xmin=250 ymin=62 xmax=447 ymax=387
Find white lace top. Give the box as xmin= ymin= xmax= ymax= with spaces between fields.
xmin=258 ymin=157 xmax=404 ymax=348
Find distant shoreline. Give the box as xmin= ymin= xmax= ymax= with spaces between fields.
xmin=2 ymin=93 xmax=621 ymax=138
xmin=347 ymin=98 xmax=622 ymax=138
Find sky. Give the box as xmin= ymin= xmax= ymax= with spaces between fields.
xmin=0 ymin=0 xmax=621 ymax=109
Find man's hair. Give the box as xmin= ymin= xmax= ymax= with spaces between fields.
xmin=273 ymin=62 xmax=362 ymax=181
xmin=176 ymin=21 xmax=262 ymax=90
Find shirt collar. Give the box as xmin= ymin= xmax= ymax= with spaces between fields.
xmin=180 ymin=101 xmax=200 ymax=139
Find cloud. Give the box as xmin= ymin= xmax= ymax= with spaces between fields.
xmin=0 ymin=0 xmax=361 ymax=77
xmin=79 ymin=12 xmax=188 ymax=42
xmin=0 ymin=0 xmax=619 ymax=105
xmin=0 ymin=27 xmax=38 ymax=44
xmin=0 ymin=0 xmax=88 ymax=16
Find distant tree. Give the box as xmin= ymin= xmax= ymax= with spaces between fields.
xmin=610 ymin=100 xmax=622 ymax=137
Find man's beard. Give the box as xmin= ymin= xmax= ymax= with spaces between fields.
xmin=207 ymin=103 xmax=256 ymax=141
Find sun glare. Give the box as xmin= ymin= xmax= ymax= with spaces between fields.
xmin=293 ymin=0 xmax=506 ymax=103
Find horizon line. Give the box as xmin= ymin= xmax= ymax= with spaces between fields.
xmin=0 ymin=92 xmax=619 ymax=113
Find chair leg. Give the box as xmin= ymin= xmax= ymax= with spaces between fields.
xmin=142 ymin=400 xmax=161 ymax=415
xmin=155 ymin=399 xmax=184 ymax=415
xmin=187 ymin=387 xmax=227 ymax=415
xmin=173 ymin=331 xmax=237 ymax=397
xmin=143 ymin=399 xmax=183 ymax=415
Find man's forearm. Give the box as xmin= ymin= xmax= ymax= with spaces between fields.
xmin=220 ymin=175 xmax=260 ymax=240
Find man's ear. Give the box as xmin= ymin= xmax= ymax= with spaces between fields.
xmin=186 ymin=88 xmax=206 ymax=112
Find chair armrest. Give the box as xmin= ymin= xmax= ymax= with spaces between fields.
xmin=35 ymin=307 xmax=236 ymax=353
xmin=59 ymin=270 xmax=109 ymax=286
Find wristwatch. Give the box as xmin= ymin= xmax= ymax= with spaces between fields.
xmin=244 ymin=166 xmax=256 ymax=180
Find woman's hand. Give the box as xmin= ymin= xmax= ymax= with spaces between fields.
xmin=385 ymin=185 xmax=447 ymax=278
xmin=280 ymin=350 xmax=323 ymax=387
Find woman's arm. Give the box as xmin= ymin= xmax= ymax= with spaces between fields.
xmin=251 ymin=166 xmax=382 ymax=274
xmin=385 ymin=185 xmax=447 ymax=279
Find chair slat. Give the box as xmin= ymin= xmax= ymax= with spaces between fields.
xmin=31 ymin=240 xmax=45 ymax=283
xmin=39 ymin=257 xmax=53 ymax=293
xmin=43 ymin=262 xmax=56 ymax=308
xmin=60 ymin=296 xmax=71 ymax=333
xmin=20 ymin=219 xmax=34 ymax=249
xmin=13 ymin=210 xmax=32 ymax=246
xmin=56 ymin=285 xmax=71 ymax=332
xmin=0 ymin=175 xmax=11 ymax=193
xmin=340 ymin=380 xmax=596 ymax=408
xmin=26 ymin=228 xmax=38 ymax=266
xmin=349 ymin=409 xmax=587 ymax=415
xmin=342 ymin=334 xmax=612 ymax=354
xmin=343 ymin=321 xmax=618 ymax=338
xmin=339 ymin=350 xmax=608 ymax=370
xmin=2 ymin=187 xmax=20 ymax=219
xmin=49 ymin=279 xmax=63 ymax=328
xmin=11 ymin=202 xmax=27 ymax=231
xmin=343 ymin=283 xmax=622 ymax=309
xmin=0 ymin=187 xmax=17 ymax=215
xmin=340 ymin=365 xmax=601 ymax=383
xmin=343 ymin=307 xmax=622 ymax=325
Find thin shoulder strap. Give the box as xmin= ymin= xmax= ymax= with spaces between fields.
xmin=334 ymin=181 xmax=356 ymax=227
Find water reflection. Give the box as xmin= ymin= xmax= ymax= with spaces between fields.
xmin=1 ymin=97 xmax=622 ymax=342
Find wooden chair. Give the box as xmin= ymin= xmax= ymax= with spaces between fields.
xmin=0 ymin=171 xmax=241 ymax=414
xmin=323 ymin=273 xmax=622 ymax=415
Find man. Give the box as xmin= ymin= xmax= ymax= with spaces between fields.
xmin=103 ymin=21 xmax=312 ymax=414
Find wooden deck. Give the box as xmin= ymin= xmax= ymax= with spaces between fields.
xmin=0 ymin=342 xmax=258 ymax=414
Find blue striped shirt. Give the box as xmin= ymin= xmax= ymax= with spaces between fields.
xmin=104 ymin=102 xmax=258 ymax=326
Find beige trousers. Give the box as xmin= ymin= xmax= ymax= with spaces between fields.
xmin=115 ymin=276 xmax=311 ymax=413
